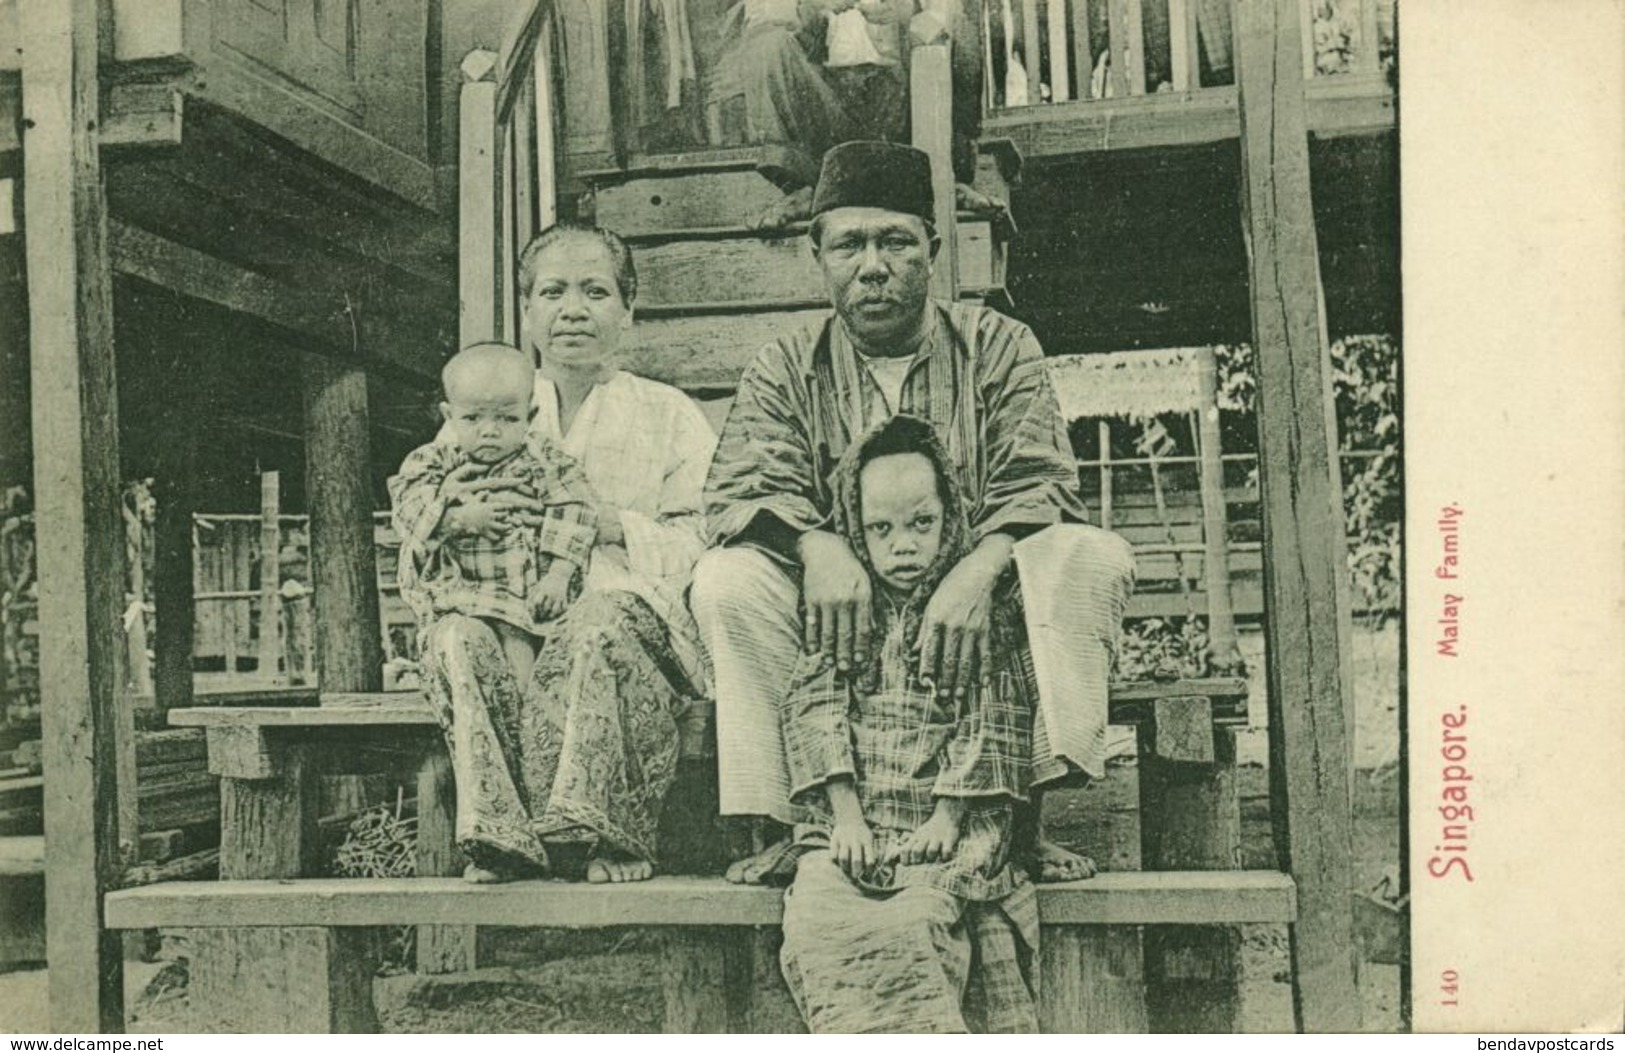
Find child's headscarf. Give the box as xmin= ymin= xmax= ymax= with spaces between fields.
xmin=829 ymin=414 xmax=972 ymax=691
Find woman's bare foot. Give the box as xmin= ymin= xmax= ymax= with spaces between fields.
xmin=1035 ymin=837 xmax=1097 ymax=882
xmin=461 ymin=841 xmax=543 ymax=883
xmin=463 ymin=862 xmax=512 ymax=884
xmin=585 ymin=851 xmax=654 ymax=884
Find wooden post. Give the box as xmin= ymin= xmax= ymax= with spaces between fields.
xmin=662 ymin=930 xmax=735 ymax=1032
xmin=1068 ymin=0 xmax=1092 ymax=99
xmin=258 ymin=471 xmax=282 ymax=681
xmin=152 ymin=412 xmax=197 ymax=714
xmin=1234 ymin=0 xmax=1359 ymax=1032
xmin=414 ymin=747 xmax=477 ymax=974
xmin=1195 ymin=350 xmax=1241 ymax=671
xmin=910 ymin=24 xmax=959 ymax=301
xmin=191 ymin=742 xmax=377 ymax=1032
xmin=1021 ymin=0 xmax=1043 ymax=101
xmin=533 ymin=22 xmax=559 ymax=231
xmin=21 ymin=0 xmax=127 ymax=1029
xmin=1168 ymin=0 xmax=1201 ymax=90
xmin=1355 ymin=0 xmax=1381 ymax=73
xmin=460 ymin=50 xmax=501 ymax=350
xmin=501 ymin=121 xmax=518 ymax=343
xmin=1097 ymin=419 xmax=1114 ymax=531
xmin=302 ymin=357 xmax=384 ymax=693
xmin=1047 ymin=0 xmax=1071 ymax=100
xmin=1041 ymin=927 xmax=1148 ymax=1032
xmin=1138 ymin=698 xmax=1242 ymax=1032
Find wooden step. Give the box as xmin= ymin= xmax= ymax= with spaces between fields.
xmin=169 ymin=678 xmax=1249 ymax=735
xmin=632 ymin=309 xmax=829 ymax=391
xmin=632 ymin=220 xmax=1006 ymax=312
xmin=597 ymin=168 xmax=787 ymax=238
xmin=105 ymin=871 xmax=1296 ymax=930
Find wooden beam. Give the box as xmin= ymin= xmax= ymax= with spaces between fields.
xmin=460 ymin=51 xmax=501 ymax=349
xmin=910 ymin=27 xmax=959 ymax=301
xmin=99 ymin=84 xmax=184 ymax=152
xmin=302 ymin=356 xmax=384 ymax=693
xmin=1234 ymin=0 xmax=1359 ymax=1033
xmin=106 ymin=871 xmax=1298 ymax=929
xmin=20 ymin=0 xmax=127 ymax=1030
xmin=980 ymin=79 xmax=1394 ymax=159
xmin=108 ymin=221 xmax=444 ymax=381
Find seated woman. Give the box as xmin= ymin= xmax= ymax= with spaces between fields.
xmin=778 ymin=415 xmax=1039 ymax=1033
xmin=396 ymin=222 xmax=717 ymax=884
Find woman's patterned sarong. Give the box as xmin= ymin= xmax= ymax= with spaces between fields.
xmin=420 ymin=590 xmax=691 ymax=868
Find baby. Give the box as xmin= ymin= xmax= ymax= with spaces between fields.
xmin=389 ymin=342 xmax=597 ymax=686
xmin=780 ymin=414 xmax=1030 ymax=893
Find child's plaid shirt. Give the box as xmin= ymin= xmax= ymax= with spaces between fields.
xmin=389 ymin=438 xmax=598 ymax=636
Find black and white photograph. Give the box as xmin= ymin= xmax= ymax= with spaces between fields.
xmin=0 ymin=0 xmax=1619 ymax=1035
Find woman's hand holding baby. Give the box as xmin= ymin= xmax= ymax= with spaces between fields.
xmin=439 ymin=466 xmax=548 ymax=539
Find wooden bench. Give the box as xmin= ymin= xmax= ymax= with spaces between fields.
xmin=106 ymin=871 xmax=1296 ymax=1032
xmin=134 ymin=680 xmax=1264 ymax=1032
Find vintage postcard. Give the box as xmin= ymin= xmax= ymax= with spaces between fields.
xmin=0 ymin=0 xmax=1620 ymax=1036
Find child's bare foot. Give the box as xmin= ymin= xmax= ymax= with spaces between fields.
xmin=585 ymin=849 xmax=654 ymax=883
xmin=1034 ymin=837 xmax=1097 ymax=882
xmin=463 ymin=862 xmax=512 ymax=884
xmin=895 ymin=798 xmax=964 ymax=864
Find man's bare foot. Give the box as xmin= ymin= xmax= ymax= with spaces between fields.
xmin=724 ymin=837 xmax=805 ymax=886
xmin=1034 ymin=837 xmax=1097 ymax=882
xmin=750 ymin=186 xmax=814 ymax=230
xmin=585 ymin=851 xmax=654 ymax=884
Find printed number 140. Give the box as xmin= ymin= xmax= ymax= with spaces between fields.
xmin=1439 ymin=969 xmax=1459 ymax=1007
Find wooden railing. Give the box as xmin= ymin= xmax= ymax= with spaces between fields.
xmin=459 ymin=1 xmax=560 ymax=353
xmin=985 ymin=0 xmax=1393 ymax=108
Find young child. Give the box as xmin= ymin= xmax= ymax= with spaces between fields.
xmin=781 ymin=413 xmax=1031 ymax=895
xmin=389 ymin=342 xmax=597 ymax=687
xmin=776 ymin=414 xmax=1039 ymax=1032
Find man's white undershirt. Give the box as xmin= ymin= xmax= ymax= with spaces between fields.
xmin=856 ymin=350 xmax=913 ymax=417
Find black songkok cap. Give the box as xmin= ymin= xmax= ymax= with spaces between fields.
xmin=810 ymin=141 xmax=935 ymax=225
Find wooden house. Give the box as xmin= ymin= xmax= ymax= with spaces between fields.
xmin=4 ymin=0 xmax=1391 ymax=1032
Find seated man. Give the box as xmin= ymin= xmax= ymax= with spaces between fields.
xmin=693 ymin=141 xmax=1136 ymax=885
xmin=735 ymin=0 xmax=994 ymax=226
